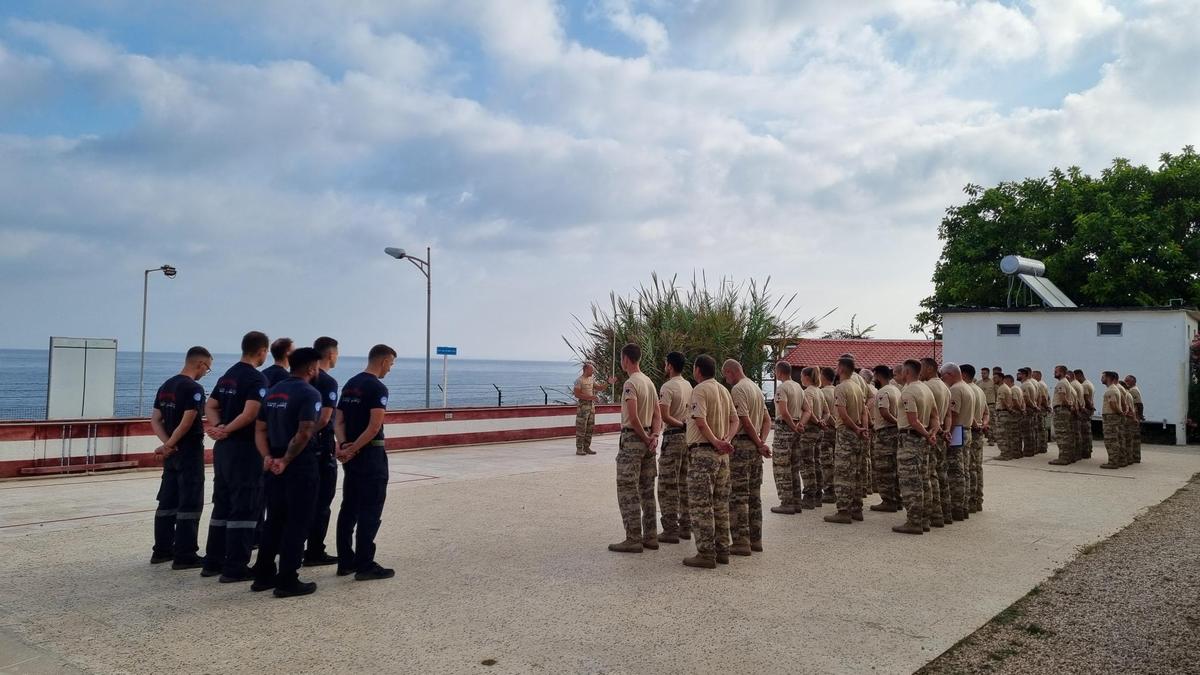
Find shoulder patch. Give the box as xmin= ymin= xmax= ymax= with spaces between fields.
xmin=380 ymin=396 xmax=388 ymax=407
xmin=315 ymin=402 xmax=322 ymax=412
xmin=193 ymin=392 xmax=202 ymax=402
xmin=329 ymin=391 xmax=337 ymax=401
xmin=259 ymin=388 xmax=268 ymax=398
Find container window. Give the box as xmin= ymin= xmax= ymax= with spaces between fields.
xmin=1097 ymin=322 xmax=1123 ymax=336
xmin=997 ymin=324 xmax=1021 ymax=336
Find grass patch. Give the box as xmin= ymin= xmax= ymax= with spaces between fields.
xmin=993 ymin=605 xmax=1024 ymax=626
xmin=1023 ymin=623 xmax=1052 ymax=637
xmin=987 ymin=646 xmax=1020 ymax=662
xmin=1079 ymin=540 xmax=1103 ymax=555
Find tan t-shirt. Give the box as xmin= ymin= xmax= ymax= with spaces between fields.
xmin=731 ymin=377 xmax=767 ymax=435
xmin=979 ymin=378 xmax=996 ymax=404
xmin=833 ymin=380 xmax=864 ymax=430
xmin=686 ymin=378 xmax=735 ymax=446
xmin=1102 ymin=384 xmax=1124 ymax=414
xmin=775 ymin=379 xmax=805 ymax=423
xmin=1069 ymin=380 xmax=1084 ymax=411
xmin=1038 ymin=380 xmax=1050 ymax=408
xmin=620 ymin=371 xmax=657 ymax=430
xmin=873 ymin=382 xmax=901 ymax=430
xmin=970 ymin=382 xmax=987 ymax=426
xmin=1120 ymin=386 xmax=1135 ymax=415
xmin=925 ymin=377 xmax=951 ymax=427
xmin=996 ymin=383 xmax=1012 ymax=411
xmin=1010 ymin=385 xmax=1026 ymax=411
xmin=1080 ymin=380 xmax=1095 ymax=411
xmin=574 ymin=375 xmax=594 ymax=402
xmin=899 ymin=381 xmax=934 ymax=431
xmin=1129 ymin=385 xmax=1143 ymax=416
xmin=658 ymin=375 xmax=693 ymax=429
xmin=820 ymin=385 xmax=836 ymax=424
xmin=949 ymin=380 xmax=976 ymax=427
xmin=850 ymin=372 xmax=869 ymax=402
xmin=1052 ymin=378 xmax=1074 ymax=408
xmin=805 ymin=385 xmax=826 ymax=427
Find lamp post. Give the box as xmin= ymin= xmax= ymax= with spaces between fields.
xmin=384 ymin=246 xmax=431 ymax=408
xmin=139 ymin=264 xmax=177 ymax=416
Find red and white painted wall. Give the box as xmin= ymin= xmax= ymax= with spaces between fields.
xmin=0 ymin=404 xmax=621 ymax=479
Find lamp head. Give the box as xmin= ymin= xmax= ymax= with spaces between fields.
xmin=161 ymin=265 xmax=177 ymax=278
xmin=384 ymin=247 xmax=407 ymax=260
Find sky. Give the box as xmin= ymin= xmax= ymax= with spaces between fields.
xmin=1 ymin=0 xmax=1198 ymax=360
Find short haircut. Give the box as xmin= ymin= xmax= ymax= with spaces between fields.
xmin=694 ymin=354 xmax=717 ymax=379
xmin=837 ymin=356 xmax=855 ymax=373
xmin=722 ymin=358 xmax=743 ymax=374
xmin=820 ymin=366 xmax=836 ymax=382
xmin=903 ymin=359 xmax=922 ymax=377
xmin=313 ymin=336 xmax=339 ymax=357
xmin=981 ymin=367 xmax=990 ymax=373
xmin=1003 ymin=374 xmax=1015 ymax=383
xmin=992 ymin=366 xmax=1003 ymax=373
xmin=270 ymin=337 xmax=293 ymax=361
xmin=1019 ymin=367 xmax=1031 ymax=375
xmin=873 ymin=364 xmax=892 ymax=379
xmin=289 ymin=347 xmax=321 ymax=373
xmin=621 ymin=343 xmax=641 ymax=364
xmin=775 ymin=361 xmax=792 ymax=377
xmin=368 ymin=344 xmax=397 ymax=361
xmin=961 ymin=363 xmax=976 ymax=378
xmin=920 ymin=357 xmax=938 ymax=369
xmin=801 ymin=366 xmax=817 ymax=383
xmin=938 ymin=362 xmax=960 ymax=377
xmin=241 ymin=331 xmax=269 ymax=356
xmin=1126 ymin=374 xmax=1137 ymax=383
xmin=186 ymin=346 xmax=212 ymax=361
xmin=1072 ymin=368 xmax=1085 ymax=378
xmin=1104 ymin=371 xmax=1119 ymax=381
xmin=666 ymin=351 xmax=686 ymax=374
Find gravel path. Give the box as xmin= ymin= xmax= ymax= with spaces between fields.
xmin=920 ymin=472 xmax=1200 ymax=675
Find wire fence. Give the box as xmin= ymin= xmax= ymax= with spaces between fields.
xmin=0 ymin=384 xmax=589 ymax=422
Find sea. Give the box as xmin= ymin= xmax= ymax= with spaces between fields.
xmin=0 ymin=348 xmax=580 ymax=421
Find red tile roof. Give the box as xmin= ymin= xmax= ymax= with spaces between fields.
xmin=782 ymin=338 xmax=942 ymax=369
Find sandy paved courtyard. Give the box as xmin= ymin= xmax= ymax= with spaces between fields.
xmin=1 ymin=436 xmax=1198 ymax=674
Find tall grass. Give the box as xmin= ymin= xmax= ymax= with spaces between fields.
xmin=563 ymin=273 xmax=829 ymax=391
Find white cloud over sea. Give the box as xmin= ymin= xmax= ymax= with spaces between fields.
xmin=0 ymin=1 xmax=1197 ymax=360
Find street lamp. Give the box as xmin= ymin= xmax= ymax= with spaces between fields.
xmin=139 ymin=264 xmax=177 ymax=416
xmin=384 ymin=246 xmax=431 ymax=408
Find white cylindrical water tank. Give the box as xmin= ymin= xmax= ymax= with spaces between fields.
xmin=1000 ymin=255 xmax=1046 ymax=277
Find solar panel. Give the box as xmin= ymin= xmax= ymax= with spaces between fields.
xmin=1017 ymin=273 xmax=1077 ymax=308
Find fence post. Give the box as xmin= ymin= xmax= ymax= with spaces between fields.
xmin=540 ymin=386 xmax=548 ymax=405
xmin=493 ymin=384 xmax=502 ymax=407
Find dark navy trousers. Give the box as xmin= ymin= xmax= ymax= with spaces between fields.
xmin=336 ymin=447 xmax=389 ymax=572
xmin=254 ymin=453 xmax=318 ymax=587
xmin=153 ymin=440 xmax=205 ymax=561
xmin=203 ymin=438 xmax=264 ymax=575
xmin=306 ymin=432 xmax=338 ymax=556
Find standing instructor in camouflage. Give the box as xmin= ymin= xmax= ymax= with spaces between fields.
xmin=574 ymin=362 xmax=611 ymax=456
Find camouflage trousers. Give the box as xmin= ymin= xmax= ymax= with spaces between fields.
xmin=616 ymin=430 xmax=657 ymax=540
xmin=1072 ymin=412 xmax=1086 ymax=458
xmin=1053 ymin=409 xmax=1075 ymax=463
xmin=687 ymin=446 xmax=731 ymax=556
xmin=929 ymin=439 xmax=947 ymax=521
xmin=897 ymin=431 xmax=927 ymax=524
xmin=729 ymin=438 xmax=763 ymax=543
xmin=575 ymin=402 xmax=595 ymax=452
xmin=819 ymin=428 xmax=836 ymax=494
xmin=871 ymin=426 xmax=900 ymax=506
xmin=798 ymin=428 xmax=822 ymax=501
xmin=770 ymin=424 xmax=797 ymax=506
xmin=1019 ymin=413 xmax=1036 ymax=457
xmin=833 ymin=428 xmax=865 ymax=514
xmin=1040 ymin=411 xmax=1051 ymax=453
xmin=1102 ymin=414 xmax=1124 ymax=466
xmin=968 ymin=426 xmax=984 ymax=510
xmin=1080 ymin=413 xmax=1094 ymax=457
xmin=1121 ymin=417 xmax=1136 ymax=464
xmin=657 ymin=432 xmax=690 ymax=533
xmin=861 ymin=436 xmax=874 ymax=495
xmin=945 ymin=431 xmax=968 ymax=516
xmin=995 ymin=411 xmax=1013 ymax=458
xmin=1130 ymin=417 xmax=1141 ymax=462
xmin=986 ymin=404 xmax=998 ymax=444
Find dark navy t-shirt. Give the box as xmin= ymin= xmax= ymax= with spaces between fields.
xmin=259 ymin=377 xmax=322 ymax=457
xmin=337 ymin=372 xmax=389 ymax=444
xmin=313 ymin=370 xmax=339 ymax=434
xmin=262 ymin=364 xmax=290 ymax=387
xmin=154 ymin=374 xmax=205 ymax=441
xmin=211 ymin=362 xmax=269 ymax=442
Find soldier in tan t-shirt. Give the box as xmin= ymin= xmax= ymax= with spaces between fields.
xmin=1099 ymin=371 xmax=1127 ymax=468
xmin=798 ymin=367 xmax=828 ymax=508
xmin=573 ymin=362 xmax=611 ymax=455
xmin=817 ymin=367 xmax=838 ymax=503
xmin=893 ymin=360 xmax=936 ymax=533
xmin=1073 ymin=369 xmax=1096 ymax=460
xmin=682 ymin=355 xmax=736 ymax=569
xmin=656 ymin=351 xmax=693 ymax=541
xmin=1123 ymin=375 xmax=1144 ymax=463
xmin=770 ymin=362 xmax=805 ymax=514
xmin=963 ymin=365 xmax=988 ymax=513
xmin=870 ymin=365 xmax=902 ymax=512
xmin=725 ymin=360 xmax=772 ymax=555
xmin=608 ymin=344 xmax=662 ymax=554
xmin=920 ymin=358 xmax=951 ymax=526
xmin=1049 ymin=366 xmax=1078 ymax=465
xmin=825 ymin=357 xmax=868 ymax=524
xmin=994 ymin=374 xmax=1015 ymax=459
xmin=941 ymin=363 xmax=973 ymax=521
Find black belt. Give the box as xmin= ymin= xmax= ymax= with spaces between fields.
xmin=1053 ymin=406 xmax=1069 ymax=411
xmin=663 ymin=427 xmax=685 ymax=436
xmin=875 ymin=425 xmax=898 ymax=432
xmin=688 ymin=442 xmax=714 ymax=450
xmin=622 ymin=426 xmax=651 ymax=432
xmin=903 ymin=429 xmax=924 ymax=437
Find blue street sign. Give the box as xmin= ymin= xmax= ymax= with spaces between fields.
xmin=436 ymin=346 xmax=457 ymax=356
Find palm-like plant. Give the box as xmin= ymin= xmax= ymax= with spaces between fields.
xmin=563 ymin=272 xmax=828 ymax=392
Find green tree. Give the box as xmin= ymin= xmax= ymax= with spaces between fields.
xmin=821 ymin=314 xmax=876 ymax=340
xmin=564 ymin=273 xmax=827 ymax=391
xmin=913 ymin=146 xmax=1200 ymax=335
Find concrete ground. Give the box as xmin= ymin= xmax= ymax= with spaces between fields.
xmin=1 ymin=437 xmax=1197 ymax=675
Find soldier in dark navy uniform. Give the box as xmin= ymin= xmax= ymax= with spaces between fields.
xmin=200 ymin=331 xmax=270 ymax=582
xmin=149 ymin=347 xmax=213 ymax=569
xmin=262 ymin=337 xmax=293 ymax=387
xmin=335 ymin=344 xmax=397 ymax=580
xmin=252 ymin=347 xmax=323 ymax=598
xmin=305 ymin=336 xmax=341 ymax=567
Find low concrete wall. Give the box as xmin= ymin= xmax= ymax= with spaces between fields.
xmin=0 ymin=404 xmax=621 ymax=478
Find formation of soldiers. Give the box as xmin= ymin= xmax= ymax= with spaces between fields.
xmin=579 ymin=346 xmax=1148 ymax=568
xmin=147 ymin=332 xmax=398 ymax=598
xmin=980 ymin=366 xmax=1144 ymax=469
